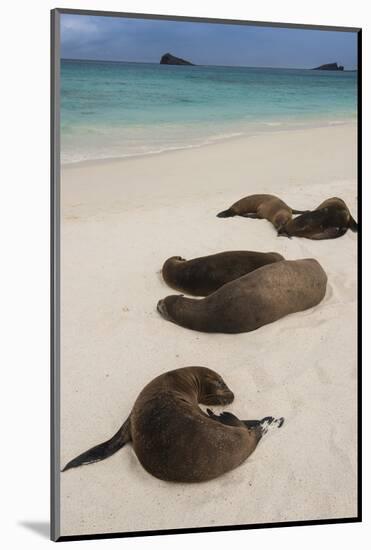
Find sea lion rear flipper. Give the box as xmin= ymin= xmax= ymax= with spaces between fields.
xmin=252 ymin=417 xmax=285 ymax=438
xmin=217 ymin=209 xmax=235 ymax=218
xmin=348 ymin=216 xmax=358 ymax=232
xmin=62 ymin=416 xmax=131 ymax=472
xmin=242 ymin=420 xmax=261 ymax=429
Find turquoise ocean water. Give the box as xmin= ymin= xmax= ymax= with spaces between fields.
xmin=61 ymin=59 xmax=357 ymax=164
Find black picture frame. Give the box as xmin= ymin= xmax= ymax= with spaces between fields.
xmin=51 ymin=8 xmax=362 ymax=542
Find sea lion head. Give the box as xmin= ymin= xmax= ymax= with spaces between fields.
xmin=197 ymin=368 xmax=234 ymax=406
xmin=157 ymin=295 xmax=182 ymax=321
xmin=161 ymin=256 xmax=186 ymax=277
xmin=170 ymin=255 xmax=186 ymax=262
xmin=274 ymin=209 xmax=292 ymax=231
xmin=277 ymin=209 xmax=319 ymax=237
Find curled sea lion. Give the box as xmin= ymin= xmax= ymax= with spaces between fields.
xmin=62 ymin=367 xmax=284 ymax=482
xmin=278 ymin=197 xmax=358 ymax=239
xmin=217 ymin=194 xmax=307 ymax=230
xmin=162 ymin=251 xmax=284 ymax=296
xmin=157 ymin=259 xmax=327 ymax=334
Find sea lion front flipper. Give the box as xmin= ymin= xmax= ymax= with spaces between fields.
xmin=206 ymin=408 xmax=219 ymax=422
xmin=240 ymin=213 xmax=259 ymax=219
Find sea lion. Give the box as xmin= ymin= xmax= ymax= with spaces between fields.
xmin=217 ymin=194 xmax=307 ymax=230
xmin=277 ymin=197 xmax=358 ymax=239
xmin=62 ymin=367 xmax=284 ymax=482
xmin=157 ymin=259 xmax=327 ymax=334
xmin=162 ymin=251 xmax=284 ymax=296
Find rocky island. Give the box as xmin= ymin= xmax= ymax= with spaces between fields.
xmin=160 ymin=53 xmax=194 ymax=65
xmin=312 ymin=62 xmax=344 ymax=71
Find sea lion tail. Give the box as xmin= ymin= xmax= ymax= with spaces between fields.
xmin=349 ymin=215 xmax=358 ymax=232
xmin=217 ymin=208 xmax=234 ymax=218
xmin=291 ymin=209 xmax=310 ymax=215
xmin=62 ymin=416 xmax=131 ymax=472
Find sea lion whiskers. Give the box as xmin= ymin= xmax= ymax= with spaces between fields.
xmin=200 ymin=391 xmax=234 ymax=406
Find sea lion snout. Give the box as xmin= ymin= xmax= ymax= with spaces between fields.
xmin=157 ymin=295 xmax=183 ymax=321
xmin=171 ymin=256 xmax=186 ymax=262
xmin=157 ymin=298 xmax=171 ymax=320
xmin=274 ymin=211 xmax=291 ymax=230
xmin=201 ymin=390 xmax=234 ymax=406
xmin=277 ymin=226 xmax=291 ymax=237
xmin=200 ymin=373 xmax=235 ymax=405
xmin=220 ymin=390 xmax=235 ymax=405
xmin=216 ymin=389 xmax=235 ymax=405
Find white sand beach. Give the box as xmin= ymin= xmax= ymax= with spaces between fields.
xmin=59 ymin=123 xmax=358 ymax=537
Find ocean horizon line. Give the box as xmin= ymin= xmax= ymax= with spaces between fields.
xmin=61 ymin=58 xmax=357 ymax=72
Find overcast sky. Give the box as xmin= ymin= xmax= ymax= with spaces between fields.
xmin=60 ymin=14 xmax=358 ymax=69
